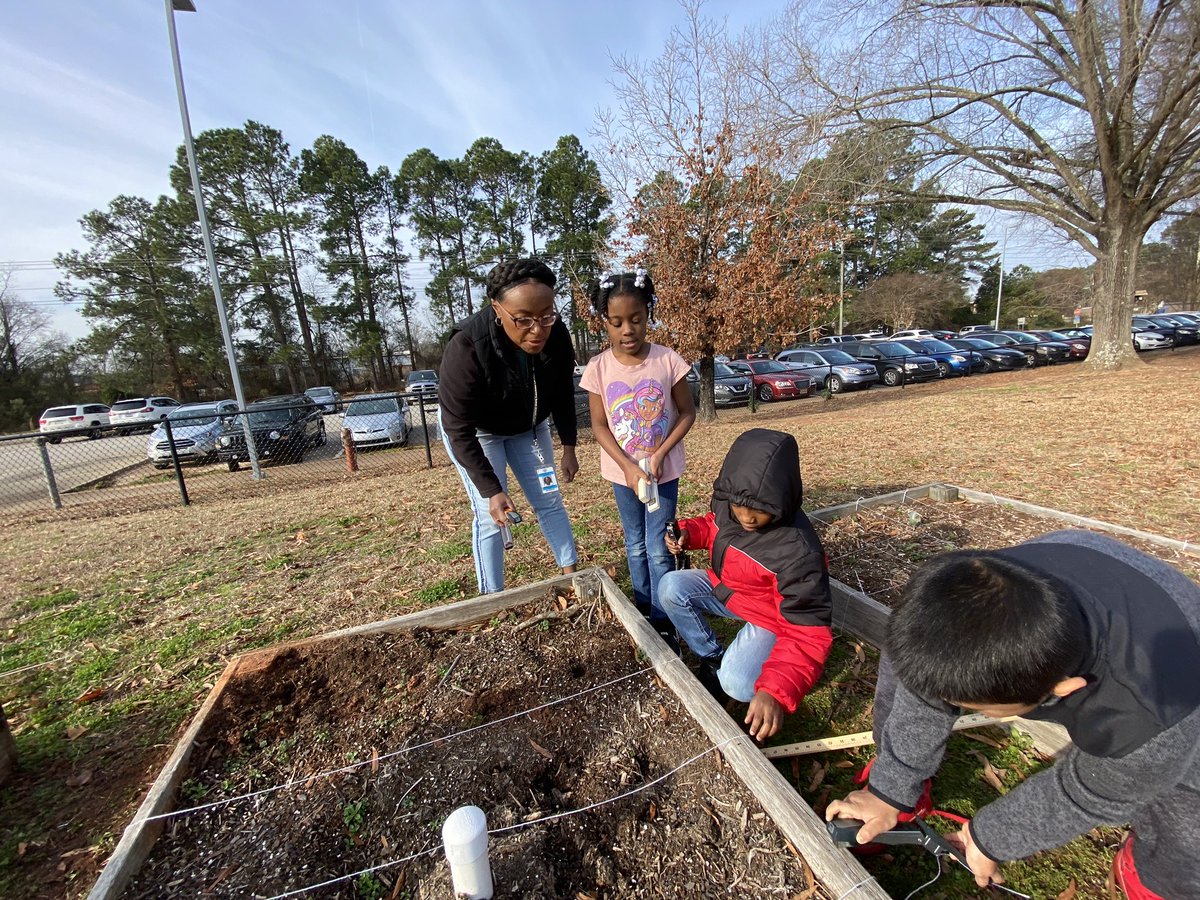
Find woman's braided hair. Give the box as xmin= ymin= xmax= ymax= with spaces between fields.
xmin=485 ymin=258 xmax=557 ymax=301
xmin=589 ymin=268 xmax=656 ymax=321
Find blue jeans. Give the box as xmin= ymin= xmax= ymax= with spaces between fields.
xmin=658 ymin=569 xmax=777 ymax=702
xmin=611 ymin=478 xmax=679 ymax=621
xmin=441 ymin=417 xmax=578 ymax=594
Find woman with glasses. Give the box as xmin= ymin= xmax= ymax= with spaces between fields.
xmin=438 ymin=258 xmax=579 ymax=593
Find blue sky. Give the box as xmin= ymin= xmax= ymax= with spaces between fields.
xmin=1 ymin=0 xmax=1088 ymax=341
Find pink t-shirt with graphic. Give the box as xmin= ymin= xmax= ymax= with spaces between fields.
xmin=580 ymin=343 xmax=691 ymax=486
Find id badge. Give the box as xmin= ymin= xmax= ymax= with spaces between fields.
xmin=536 ymin=465 xmax=559 ymax=494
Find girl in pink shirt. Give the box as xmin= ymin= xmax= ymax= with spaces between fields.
xmin=580 ymin=270 xmax=696 ymax=637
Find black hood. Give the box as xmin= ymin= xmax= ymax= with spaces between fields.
xmin=996 ymin=542 xmax=1200 ymax=758
xmin=712 ymin=429 xmax=802 ymax=526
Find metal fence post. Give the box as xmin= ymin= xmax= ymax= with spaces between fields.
xmin=417 ymin=393 xmax=433 ymax=469
xmin=36 ymin=438 xmax=63 ymax=510
xmin=164 ymin=417 xmax=190 ymax=506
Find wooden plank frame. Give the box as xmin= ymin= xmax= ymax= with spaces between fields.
xmin=89 ymin=569 xmax=887 ymax=900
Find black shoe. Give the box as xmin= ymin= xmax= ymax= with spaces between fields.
xmin=695 ymin=654 xmax=725 ymax=699
xmin=651 ymin=621 xmax=681 ymax=656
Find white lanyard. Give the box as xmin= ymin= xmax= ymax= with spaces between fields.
xmin=529 ymin=358 xmax=545 ymax=466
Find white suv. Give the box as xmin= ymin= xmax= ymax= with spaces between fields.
xmin=890 ymin=329 xmax=936 ymax=341
xmin=39 ymin=404 xmax=111 ymax=442
xmin=110 ymin=397 xmax=181 ymax=434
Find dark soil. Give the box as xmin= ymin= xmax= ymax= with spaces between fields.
xmin=124 ymin=592 xmax=823 ymax=899
xmin=816 ymin=496 xmax=1200 ymax=608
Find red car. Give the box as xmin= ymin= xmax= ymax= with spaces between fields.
xmin=727 ymin=359 xmax=814 ymax=402
xmin=1030 ymin=329 xmax=1091 ymax=360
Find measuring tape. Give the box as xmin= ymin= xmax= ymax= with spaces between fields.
xmin=761 ymin=713 xmax=1013 ymax=759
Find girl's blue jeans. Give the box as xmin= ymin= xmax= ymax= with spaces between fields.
xmin=611 ymin=478 xmax=679 ymax=621
xmin=658 ymin=568 xmax=778 ymax=702
xmin=441 ymin=417 xmax=577 ymax=594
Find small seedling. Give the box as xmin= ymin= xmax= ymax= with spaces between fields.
xmin=343 ymin=799 xmax=368 ymax=836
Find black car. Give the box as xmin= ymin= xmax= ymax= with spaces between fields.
xmin=1134 ymin=315 xmax=1199 ymax=345
xmin=946 ymin=338 xmax=1030 ymax=372
xmin=216 ymin=394 xmax=325 ymax=471
xmin=970 ymin=332 xmax=1070 ymax=365
xmin=572 ymin=373 xmax=591 ymax=427
xmin=837 ymin=341 xmax=941 ymax=386
xmin=686 ymin=361 xmax=752 ymax=407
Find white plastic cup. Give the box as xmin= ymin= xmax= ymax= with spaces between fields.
xmin=442 ymin=805 xmax=493 ymax=899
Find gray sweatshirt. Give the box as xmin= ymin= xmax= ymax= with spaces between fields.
xmin=868 ymin=530 xmax=1200 ymax=898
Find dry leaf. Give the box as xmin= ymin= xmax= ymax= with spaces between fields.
xmin=529 ymin=738 xmax=554 ymax=760
xmin=807 ymin=760 xmax=827 ymax=792
xmin=834 ymin=759 xmax=856 ymax=769
xmin=1057 ymin=878 xmax=1077 ymax=900
xmin=970 ymin=750 xmax=1007 ymax=793
xmin=17 ymin=842 xmax=27 ymax=857
xmin=648 ymin=800 xmax=657 ymax=821
xmin=74 ymin=688 xmax=105 ymax=705
xmin=790 ymin=757 xmax=801 ymax=784
xmin=65 ymin=725 xmax=88 ymax=741
xmin=295 ymin=530 xmax=306 ymax=543
xmin=371 ymin=747 xmax=379 ymax=775
xmin=658 ymin=703 xmax=668 ymax=723
xmin=851 ymin=642 xmax=866 ymax=677
xmin=381 ymin=835 xmax=390 ymax=850
xmin=961 ymin=730 xmax=1005 ymax=749
xmin=66 ymin=770 xmax=92 ymax=788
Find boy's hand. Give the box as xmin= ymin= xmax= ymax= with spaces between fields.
xmin=824 ymin=790 xmax=901 ymax=844
xmin=665 ymin=528 xmax=688 ymax=554
xmin=745 ymin=690 xmax=784 ymax=741
xmin=948 ymin=823 xmax=1003 ymax=889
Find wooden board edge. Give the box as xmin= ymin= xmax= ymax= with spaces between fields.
xmin=593 ymin=570 xmax=890 ymax=900
xmin=808 ymin=484 xmax=937 ymax=523
xmin=950 ymin=486 xmax=1199 ymax=555
xmin=830 ymin=579 xmax=890 ymax=648
xmin=87 ymin=657 xmax=242 ymax=899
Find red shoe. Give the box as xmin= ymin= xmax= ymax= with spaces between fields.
xmin=1113 ymin=834 xmax=1164 ymax=900
xmin=847 ymin=758 xmax=933 ymax=856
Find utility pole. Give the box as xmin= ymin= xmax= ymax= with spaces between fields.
xmin=838 ymin=240 xmax=845 ymax=336
xmin=993 ymin=227 xmax=1008 ymax=331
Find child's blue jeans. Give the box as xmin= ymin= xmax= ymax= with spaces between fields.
xmin=441 ymin=417 xmax=577 ymax=594
xmin=611 ymin=477 xmax=679 ymax=621
xmin=657 ymin=569 xmax=777 ymax=702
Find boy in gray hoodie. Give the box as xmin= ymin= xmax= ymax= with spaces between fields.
xmin=827 ymin=530 xmax=1200 ymax=898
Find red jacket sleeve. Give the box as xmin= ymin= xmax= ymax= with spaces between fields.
xmin=753 ymin=550 xmax=834 ymax=711
xmin=679 ymin=513 xmax=718 ymax=554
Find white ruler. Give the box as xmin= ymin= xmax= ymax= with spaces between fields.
xmin=761 ymin=713 xmax=1013 ymax=759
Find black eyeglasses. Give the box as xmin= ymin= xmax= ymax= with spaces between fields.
xmin=495 ymin=304 xmax=558 ymax=331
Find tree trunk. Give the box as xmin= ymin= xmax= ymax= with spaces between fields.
xmin=697 ymin=354 xmax=717 ymax=424
xmin=0 ymin=702 xmax=16 ymax=785
xmin=1087 ymin=214 xmax=1145 ymax=371
xmin=279 ymin=222 xmax=320 ymax=377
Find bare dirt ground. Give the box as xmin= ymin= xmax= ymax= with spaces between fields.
xmin=2 ymin=347 xmax=1198 ymax=897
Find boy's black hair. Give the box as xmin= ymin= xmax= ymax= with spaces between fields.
xmin=485 ymin=258 xmax=557 ymax=301
xmin=589 ymin=269 xmax=657 ymax=321
xmin=887 ymin=550 xmax=1087 ymax=706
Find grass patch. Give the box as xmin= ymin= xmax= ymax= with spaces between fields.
xmin=411 ymin=579 xmax=463 ymax=606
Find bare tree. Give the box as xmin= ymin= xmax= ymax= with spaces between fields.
xmin=0 ymin=266 xmax=52 ymax=380
xmin=596 ymin=1 xmax=837 ymax=421
xmin=759 ymin=0 xmax=1200 ymax=369
xmin=855 ymin=272 xmax=963 ymax=330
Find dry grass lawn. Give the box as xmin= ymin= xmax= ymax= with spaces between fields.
xmin=1 ymin=347 xmax=1197 ymax=898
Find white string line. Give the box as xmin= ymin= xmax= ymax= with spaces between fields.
xmin=836 ymin=875 xmax=879 ymax=899
xmin=0 ymin=659 xmax=56 ymax=679
xmin=145 ymin=666 xmax=655 ymax=823
xmin=262 ymin=737 xmax=739 ymax=900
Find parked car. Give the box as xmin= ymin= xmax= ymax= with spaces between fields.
xmin=38 ymin=403 xmax=111 ymax=442
xmin=341 ymin=394 xmax=410 ymax=449
xmin=686 ymin=362 xmax=752 ymax=407
xmin=109 ymin=397 xmax=181 ymax=434
xmin=895 ymin=339 xmax=983 ymax=377
xmin=1134 ymin=315 xmax=1198 ymax=345
xmin=727 ymin=359 xmax=813 ymax=402
xmin=572 ymin=374 xmax=592 ymax=426
xmin=1028 ymin=330 xmax=1090 ymax=360
xmin=837 ymin=341 xmax=940 ymax=386
xmin=405 ymin=369 xmax=440 ymax=396
xmin=929 ymin=329 xmax=958 ymax=340
xmin=815 ymin=334 xmax=857 ymax=345
xmin=945 ymin=338 xmax=1030 ymax=372
xmin=970 ymin=332 xmax=1069 ymax=365
xmin=889 ymin=329 xmax=937 ymax=341
xmin=216 ymin=394 xmax=325 ymax=470
xmin=1132 ymin=325 xmax=1174 ymax=351
xmin=959 ymin=324 xmax=998 ymax=335
xmin=775 ymin=347 xmax=879 ymax=393
xmin=304 ymin=385 xmax=341 ymax=413
xmin=146 ymin=400 xmax=238 ymax=469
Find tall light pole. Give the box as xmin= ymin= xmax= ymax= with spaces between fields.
xmin=838 ymin=239 xmax=845 ymax=336
xmin=993 ymin=226 xmax=1008 ymax=331
xmin=166 ymin=0 xmax=262 ymax=479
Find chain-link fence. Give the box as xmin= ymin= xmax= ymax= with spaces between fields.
xmin=0 ymin=392 xmax=452 ymax=517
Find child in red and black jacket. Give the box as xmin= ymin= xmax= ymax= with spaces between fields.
xmin=660 ymin=428 xmax=833 ymax=741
